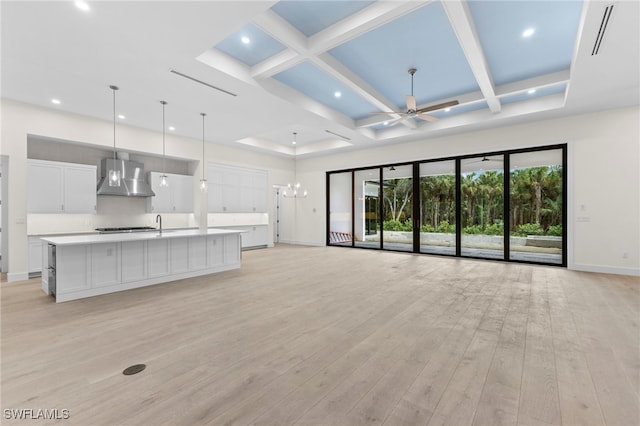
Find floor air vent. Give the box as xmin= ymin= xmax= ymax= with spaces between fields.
xmin=592 ymin=4 xmax=614 ymax=56
xmin=122 ymin=364 xmax=146 ymax=375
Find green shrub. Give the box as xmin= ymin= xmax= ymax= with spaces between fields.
xmin=383 ymin=220 xmax=402 ymax=231
xmin=383 ymin=219 xmax=413 ymax=232
xmin=420 ymin=223 xmax=435 ymax=233
xmin=485 ymin=221 xmax=504 ymax=236
xmin=547 ymin=224 xmax=562 ymax=236
xmin=437 ymin=220 xmax=456 ymax=234
xmin=514 ymin=223 xmax=544 ymax=236
xmin=463 ymin=225 xmax=483 ymax=235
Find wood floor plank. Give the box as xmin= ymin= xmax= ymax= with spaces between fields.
xmin=517 ymin=268 xmax=562 ymax=426
xmin=1 ymin=245 xmax=638 ymax=426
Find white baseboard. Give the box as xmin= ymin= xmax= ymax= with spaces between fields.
xmin=277 ymin=239 xmax=324 ymax=247
xmin=8 ymin=272 xmax=29 ymax=282
xmin=570 ymin=263 xmax=640 ymax=277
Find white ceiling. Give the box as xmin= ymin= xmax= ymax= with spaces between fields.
xmin=2 ymin=1 xmax=638 ymax=158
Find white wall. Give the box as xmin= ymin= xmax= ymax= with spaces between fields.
xmin=0 ymin=99 xmax=295 ymax=281
xmin=296 ymin=106 xmax=640 ymax=276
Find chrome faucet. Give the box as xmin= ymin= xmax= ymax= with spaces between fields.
xmin=156 ymin=214 xmax=162 ymax=234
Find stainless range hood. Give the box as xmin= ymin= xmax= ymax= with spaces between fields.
xmin=96 ymin=157 xmax=155 ymax=197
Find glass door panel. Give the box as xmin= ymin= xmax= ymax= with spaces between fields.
xmin=419 ymin=161 xmax=456 ymax=255
xmin=509 ymin=149 xmax=563 ymax=264
xmin=461 ymin=156 xmax=505 ymax=259
xmin=328 ymin=172 xmax=353 ymax=246
xmin=354 ymin=168 xmax=381 ymax=248
xmin=382 ymin=165 xmax=413 ymax=252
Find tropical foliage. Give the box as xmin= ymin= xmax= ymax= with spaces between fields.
xmin=379 ymin=165 xmax=562 ymax=236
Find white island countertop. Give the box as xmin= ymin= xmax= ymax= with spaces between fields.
xmin=41 ymin=228 xmax=246 ymax=246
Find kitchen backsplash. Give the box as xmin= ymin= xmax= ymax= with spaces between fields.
xmin=27 ymin=196 xmax=197 ymax=235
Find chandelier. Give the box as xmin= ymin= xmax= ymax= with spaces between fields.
xmin=283 ymin=132 xmax=307 ymax=198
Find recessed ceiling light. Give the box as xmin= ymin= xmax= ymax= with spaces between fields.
xmin=168 ymin=126 xmax=175 ymax=131
xmin=527 ymin=89 xmax=536 ymax=94
xmin=334 ymin=91 xmax=342 ymax=98
xmin=51 ymin=99 xmax=61 ymax=105
xmin=444 ymin=107 xmax=451 ymax=112
xmin=118 ymin=114 xmax=126 ymax=119
xmin=383 ymin=121 xmax=389 ymax=126
xmin=75 ymin=1 xmax=90 ymax=11
xmin=241 ymin=36 xmax=250 ymax=44
xmin=522 ymin=28 xmax=535 ymax=38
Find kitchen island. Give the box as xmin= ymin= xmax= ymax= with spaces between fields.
xmin=41 ymin=228 xmax=244 ymax=302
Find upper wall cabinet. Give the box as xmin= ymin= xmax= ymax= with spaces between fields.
xmin=27 ymin=159 xmax=97 ymax=214
xmin=207 ymin=164 xmax=268 ymax=213
xmin=147 ymin=172 xmax=194 ymax=213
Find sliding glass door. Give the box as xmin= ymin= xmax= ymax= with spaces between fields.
xmin=328 ymin=172 xmax=352 ymax=246
xmin=419 ymin=160 xmax=456 ymax=255
xmin=382 ymin=165 xmax=413 ymax=252
xmin=460 ymin=156 xmax=505 ymax=259
xmin=354 ymin=168 xmax=380 ymax=249
xmin=327 ymin=145 xmax=566 ymax=267
xmin=509 ymin=149 xmax=563 ymax=264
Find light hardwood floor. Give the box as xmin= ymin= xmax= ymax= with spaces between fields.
xmin=1 ymin=244 xmax=638 ymax=425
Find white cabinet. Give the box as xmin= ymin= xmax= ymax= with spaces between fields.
xmin=148 ymin=238 xmax=170 ymax=278
xmin=27 ymin=159 xmax=97 ymax=214
xmin=207 ymin=164 xmax=267 ymax=213
xmin=121 ymin=241 xmax=146 ymax=283
xmin=57 ymin=245 xmax=91 ymax=294
xmin=91 ymin=243 xmax=120 ymax=288
xmin=28 ymin=237 xmax=43 ymax=273
xmin=189 ymin=236 xmax=207 ymax=270
xmin=170 ymin=237 xmax=189 ymax=274
xmin=64 ymin=165 xmax=98 ymax=213
xmin=44 ymin=231 xmax=243 ymax=302
xmin=147 ymin=172 xmax=194 ymax=213
xmin=224 ymin=234 xmax=240 ymax=263
xmin=238 ymin=225 xmax=268 ymax=249
xmin=207 ymin=235 xmax=224 ymax=267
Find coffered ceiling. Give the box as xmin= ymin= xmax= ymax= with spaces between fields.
xmin=2 ymin=1 xmax=638 ymax=158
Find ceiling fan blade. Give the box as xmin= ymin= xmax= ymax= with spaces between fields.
xmin=386 ymin=117 xmax=405 ymax=127
xmin=406 ymin=95 xmax=417 ymax=111
xmin=416 ymin=99 xmax=459 ymax=114
xmin=417 ymin=113 xmax=438 ymax=122
xmin=370 ymin=111 xmax=404 ymax=115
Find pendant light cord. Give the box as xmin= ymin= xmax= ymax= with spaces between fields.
xmin=161 ymin=101 xmax=167 ymax=175
xmin=110 ymin=85 xmax=118 ymax=161
xmin=201 ymin=113 xmax=206 ymax=181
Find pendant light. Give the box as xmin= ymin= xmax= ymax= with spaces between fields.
xmin=283 ymin=132 xmax=308 ymax=198
xmin=108 ymin=85 xmax=121 ymax=187
xmin=200 ymin=112 xmax=207 ymax=192
xmin=159 ymin=100 xmax=169 ymax=188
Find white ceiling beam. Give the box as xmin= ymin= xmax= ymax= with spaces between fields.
xmin=494 ymin=70 xmax=570 ymax=96
xmin=442 ymin=0 xmax=501 ymax=113
xmin=251 ymin=10 xmax=310 ymax=78
xmin=253 ymin=9 xmax=308 ymax=53
xmin=307 ymin=1 xmax=431 ymax=52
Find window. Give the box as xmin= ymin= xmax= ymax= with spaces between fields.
xmin=327 ymin=144 xmax=566 ymax=267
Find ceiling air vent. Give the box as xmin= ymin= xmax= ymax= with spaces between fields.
xmin=170 ymin=69 xmax=237 ymax=97
xmin=325 ymin=130 xmax=351 ymax=141
xmin=592 ymin=4 xmax=614 ymax=56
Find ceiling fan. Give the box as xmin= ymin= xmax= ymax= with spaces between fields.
xmin=372 ymin=68 xmax=459 ymax=126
